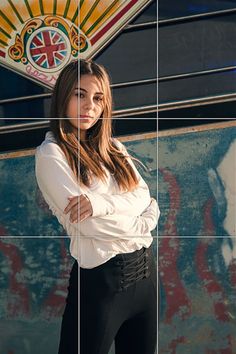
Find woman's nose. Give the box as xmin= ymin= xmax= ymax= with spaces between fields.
xmin=84 ymin=97 xmax=94 ymax=109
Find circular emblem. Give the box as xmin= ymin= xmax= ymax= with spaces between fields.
xmin=26 ymin=27 xmax=71 ymax=72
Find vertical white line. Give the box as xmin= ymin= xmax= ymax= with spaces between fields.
xmin=78 ymin=54 xmax=81 ymax=354
xmin=156 ymin=0 xmax=159 ymax=352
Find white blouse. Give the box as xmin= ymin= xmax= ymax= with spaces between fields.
xmin=35 ymin=132 xmax=159 ymax=268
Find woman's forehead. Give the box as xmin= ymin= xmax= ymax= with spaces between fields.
xmin=79 ymin=74 xmax=103 ymax=93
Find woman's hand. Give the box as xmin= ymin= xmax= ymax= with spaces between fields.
xmin=64 ymin=194 xmax=93 ymax=223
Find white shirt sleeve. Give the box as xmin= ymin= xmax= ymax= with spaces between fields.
xmin=86 ymin=140 xmax=151 ymax=217
xmin=87 ymin=180 xmax=150 ymax=218
xmin=120 ymin=198 xmax=159 ymax=236
xmin=80 ymin=198 xmax=159 ymax=239
xmin=35 ymin=140 xmax=158 ymax=238
xmin=140 ymin=198 xmax=160 ymax=232
xmin=35 ymin=143 xmax=81 ymax=236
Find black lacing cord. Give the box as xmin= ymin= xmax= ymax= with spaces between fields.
xmin=118 ymin=250 xmax=150 ymax=287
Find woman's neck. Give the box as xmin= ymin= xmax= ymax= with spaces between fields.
xmin=80 ymin=129 xmax=86 ymax=141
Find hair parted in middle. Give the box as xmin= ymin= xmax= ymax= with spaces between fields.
xmin=50 ymin=59 xmax=139 ymax=192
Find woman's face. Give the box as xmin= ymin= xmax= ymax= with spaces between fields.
xmin=66 ymin=74 xmax=104 ymax=137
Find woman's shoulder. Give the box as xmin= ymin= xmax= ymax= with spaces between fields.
xmin=111 ymin=137 xmax=127 ymax=153
xmin=36 ymin=131 xmax=64 ymax=160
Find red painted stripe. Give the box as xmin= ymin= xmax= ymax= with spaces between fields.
xmin=169 ymin=336 xmax=186 ymax=354
xmin=0 ymin=49 xmax=6 ymax=58
xmin=196 ymin=239 xmax=229 ymax=321
xmin=91 ymin=0 xmax=138 ymax=45
xmin=195 ymin=199 xmax=232 ymax=354
xmin=55 ymin=51 xmax=64 ymax=61
xmin=42 ymin=238 xmax=71 ymax=319
xmin=32 ymin=35 xmax=42 ymax=47
xmin=0 ymin=225 xmax=8 ymax=235
xmin=52 ymin=32 xmax=61 ymax=44
xmin=228 ymin=260 xmax=236 ymax=288
xmin=0 ymin=240 xmax=30 ymax=317
xmin=159 ymin=169 xmax=191 ymax=325
xmin=220 ymin=341 xmax=233 ymax=354
xmin=196 ymin=199 xmax=229 ymax=321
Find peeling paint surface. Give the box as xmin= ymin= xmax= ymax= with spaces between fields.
xmin=0 ymin=137 xmax=157 ymax=354
xmin=159 ymin=126 xmax=236 ymax=353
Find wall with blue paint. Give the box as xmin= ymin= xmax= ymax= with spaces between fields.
xmin=0 ymin=135 xmax=157 ymax=354
xmin=159 ymin=122 xmax=236 ymax=353
xmin=3 ymin=121 xmax=236 ymax=353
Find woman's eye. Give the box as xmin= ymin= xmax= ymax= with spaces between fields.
xmin=80 ymin=93 xmax=84 ymax=98
xmin=95 ymin=96 xmax=103 ymax=102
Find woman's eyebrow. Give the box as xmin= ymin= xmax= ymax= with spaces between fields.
xmin=80 ymin=88 xmax=103 ymax=95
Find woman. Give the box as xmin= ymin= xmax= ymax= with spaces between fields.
xmin=35 ymin=59 xmax=159 ymax=354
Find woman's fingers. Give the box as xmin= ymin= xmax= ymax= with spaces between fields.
xmin=79 ymin=203 xmax=92 ymax=222
xmin=64 ymin=195 xmax=93 ymax=222
xmin=79 ymin=195 xmax=93 ymax=221
xmin=70 ymin=204 xmax=88 ymax=223
xmin=64 ymin=196 xmax=78 ymax=214
xmin=70 ymin=208 xmax=78 ymax=223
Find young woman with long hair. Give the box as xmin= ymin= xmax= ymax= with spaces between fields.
xmin=35 ymin=59 xmax=159 ymax=354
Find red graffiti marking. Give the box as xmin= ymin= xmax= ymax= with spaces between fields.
xmin=42 ymin=238 xmax=71 ymax=319
xmin=221 ymin=343 xmax=233 ymax=354
xmin=159 ymin=168 xmax=191 ymax=333
xmin=0 ymin=227 xmax=70 ymax=321
xmin=196 ymin=241 xmax=229 ymax=320
xmin=168 ymin=336 xmax=186 ymax=354
xmin=207 ymin=350 xmax=232 ymax=354
xmin=0 ymin=225 xmax=8 ymax=236
xmin=0 ymin=240 xmax=30 ymax=317
xmin=196 ymin=198 xmax=232 ymax=354
xmin=228 ymin=259 xmax=236 ymax=288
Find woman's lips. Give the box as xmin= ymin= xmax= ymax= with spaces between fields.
xmin=79 ymin=116 xmax=91 ymax=122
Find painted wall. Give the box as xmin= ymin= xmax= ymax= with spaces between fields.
xmin=159 ymin=122 xmax=236 ymax=353
xmin=0 ymin=135 xmax=157 ymax=354
xmin=3 ymin=121 xmax=236 ymax=353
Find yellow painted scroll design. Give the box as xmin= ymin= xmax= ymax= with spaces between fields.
xmin=8 ymin=18 xmax=42 ymax=62
xmin=8 ymin=15 xmax=82 ymax=64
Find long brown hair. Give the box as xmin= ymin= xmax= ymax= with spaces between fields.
xmin=50 ymin=59 xmax=139 ymax=191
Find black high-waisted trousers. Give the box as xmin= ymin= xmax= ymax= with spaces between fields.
xmin=58 ymin=246 xmax=157 ymax=354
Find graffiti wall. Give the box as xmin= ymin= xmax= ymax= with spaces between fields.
xmin=158 ymin=121 xmax=236 ymax=353
xmin=3 ymin=120 xmax=236 ymax=353
xmin=0 ymin=133 xmax=157 ymax=354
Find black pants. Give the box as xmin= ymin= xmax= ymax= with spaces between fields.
xmin=58 ymin=246 xmax=157 ymax=354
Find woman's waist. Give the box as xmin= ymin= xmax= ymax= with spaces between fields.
xmin=80 ymin=245 xmax=156 ymax=291
xmin=70 ymin=237 xmax=153 ymax=268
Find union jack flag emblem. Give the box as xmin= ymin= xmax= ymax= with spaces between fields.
xmin=29 ymin=29 xmax=68 ymax=69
